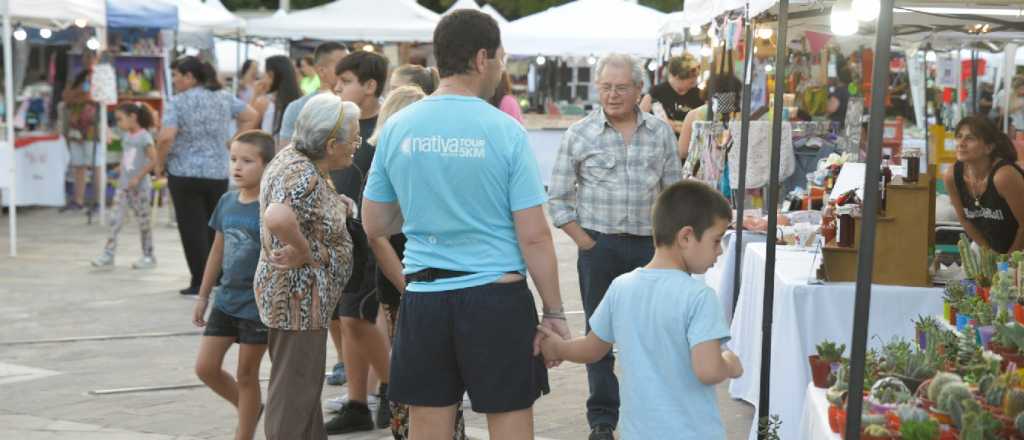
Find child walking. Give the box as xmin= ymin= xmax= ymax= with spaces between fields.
xmin=92 ymin=102 xmax=157 ymax=269
xmin=538 ymin=180 xmax=743 ymax=440
xmin=191 ymin=130 xmax=276 ymax=440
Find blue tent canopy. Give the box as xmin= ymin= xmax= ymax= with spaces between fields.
xmin=106 ymin=0 xmax=178 ymax=29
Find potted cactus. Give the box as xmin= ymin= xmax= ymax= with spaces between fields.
xmin=937 ymin=381 xmax=973 ymax=427
xmin=945 ymin=283 xmax=967 ymax=327
xmin=961 ymin=233 xmax=1000 ymax=292
xmin=899 ymin=419 xmax=940 ymax=440
xmin=960 ymin=398 xmax=1002 ymax=439
xmin=868 ymin=377 xmax=912 ymax=413
xmin=861 ymin=423 xmax=896 ymax=440
xmin=915 ymin=315 xmax=941 ymax=350
xmin=810 ymin=340 xmax=845 ymax=388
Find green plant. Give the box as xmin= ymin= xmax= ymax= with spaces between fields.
xmin=915 ymin=315 xmax=942 ymax=334
xmin=928 ymin=372 xmax=963 ymax=402
xmin=959 ymin=326 xmax=983 ymax=368
xmin=895 ymin=404 xmax=929 ymax=423
xmin=969 ymin=296 xmax=996 ymax=326
xmin=816 ymin=340 xmax=846 ymax=363
xmin=938 ymin=382 xmax=973 ymax=427
xmin=960 ymin=398 xmax=1002 ymax=440
xmin=998 ymin=322 xmax=1024 ymax=354
xmin=870 ymin=377 xmax=912 ymax=405
xmin=993 ymin=271 xmax=1018 ymax=322
xmin=961 ymin=233 xmax=1000 ymax=287
xmin=1016 ymin=411 xmax=1024 ymax=435
xmin=757 ymin=415 xmax=781 ymax=440
xmin=899 ymin=419 xmax=940 ymax=440
xmin=945 ymin=282 xmax=968 ymax=309
xmin=1005 ymin=388 xmax=1024 ymax=420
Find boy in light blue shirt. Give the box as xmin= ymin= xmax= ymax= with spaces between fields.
xmin=538 ymin=181 xmax=743 ymax=439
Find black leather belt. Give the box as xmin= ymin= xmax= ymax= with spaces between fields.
xmin=405 ymin=268 xmax=474 ymax=283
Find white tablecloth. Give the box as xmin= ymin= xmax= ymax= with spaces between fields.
xmin=1 ymin=136 xmax=69 ymax=207
xmin=799 ymin=383 xmax=841 ymax=440
xmin=728 ymin=243 xmax=943 ymax=440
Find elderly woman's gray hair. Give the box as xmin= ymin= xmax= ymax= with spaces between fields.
xmin=292 ymin=94 xmax=361 ymax=160
xmin=596 ymin=54 xmax=645 ymax=87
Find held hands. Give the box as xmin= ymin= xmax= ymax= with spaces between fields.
xmin=534 ymin=318 xmax=572 ymax=368
xmin=192 ymin=298 xmax=209 ymax=327
xmin=722 ymin=350 xmax=743 ymax=379
xmin=268 ymin=244 xmax=313 ymax=269
xmin=338 ymin=194 xmax=357 ymax=218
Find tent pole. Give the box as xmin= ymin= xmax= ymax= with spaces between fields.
xmin=1004 ymin=44 xmax=1017 ymax=135
xmin=844 ymin=0 xmax=895 ymax=437
xmin=3 ymin=9 xmax=16 ymax=256
xmin=732 ymin=6 xmax=755 ymax=317
xmin=233 ymin=29 xmax=241 ymax=95
xmin=96 ymin=27 xmax=107 ymax=223
xmin=971 ymin=49 xmax=978 ymax=115
xmin=922 ymin=51 xmax=929 ymax=167
xmin=756 ymin=0 xmax=787 ymax=436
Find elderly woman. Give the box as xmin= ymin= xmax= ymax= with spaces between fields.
xmin=255 ymin=93 xmax=361 ymax=439
xmin=158 ymin=56 xmax=259 ymax=296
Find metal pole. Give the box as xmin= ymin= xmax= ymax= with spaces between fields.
xmin=756 ymin=0 xmax=787 ymax=436
xmin=922 ymin=51 xmax=929 ymax=167
xmin=844 ymin=0 xmax=895 ymax=438
xmin=732 ymin=8 xmax=755 ymax=316
xmin=971 ymin=49 xmax=979 ymax=115
xmin=3 ymin=9 xmax=16 ymax=256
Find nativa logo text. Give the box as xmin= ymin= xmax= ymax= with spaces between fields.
xmin=401 ymin=136 xmax=486 ymax=158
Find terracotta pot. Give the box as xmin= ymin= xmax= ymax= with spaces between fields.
xmin=949 ymin=306 xmax=959 ymax=327
xmin=979 ymin=286 xmax=991 ymax=301
xmin=809 ymin=355 xmax=833 ymax=388
xmin=1015 ymin=303 xmax=1024 ymax=325
xmin=828 ymin=405 xmax=843 ymax=434
xmin=930 ymin=408 xmax=954 ymax=425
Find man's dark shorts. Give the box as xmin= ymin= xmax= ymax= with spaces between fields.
xmin=388 ymin=280 xmax=549 ymax=413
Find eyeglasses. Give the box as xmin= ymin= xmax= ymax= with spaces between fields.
xmin=597 ymin=84 xmax=635 ymax=96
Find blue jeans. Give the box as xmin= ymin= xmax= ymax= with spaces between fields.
xmin=576 ymin=229 xmax=654 ymax=429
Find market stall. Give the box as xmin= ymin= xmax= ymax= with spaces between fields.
xmin=244 ymin=0 xmax=440 ymax=43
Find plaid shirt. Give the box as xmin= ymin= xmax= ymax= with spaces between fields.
xmin=548 ymin=108 xmax=683 ymax=236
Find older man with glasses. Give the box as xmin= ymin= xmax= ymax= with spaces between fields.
xmin=547 ymin=53 xmax=684 ymax=440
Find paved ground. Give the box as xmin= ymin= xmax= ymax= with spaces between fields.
xmin=0 ymin=206 xmax=754 ymax=439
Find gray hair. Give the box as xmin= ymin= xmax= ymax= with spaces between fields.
xmin=293 ymin=94 xmax=361 ymax=160
xmin=596 ymin=53 xmax=645 ymax=87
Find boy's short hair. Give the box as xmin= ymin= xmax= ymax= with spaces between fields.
xmin=335 ymin=51 xmax=390 ymax=98
xmin=232 ymin=130 xmax=276 ymax=164
xmin=652 ymin=181 xmax=733 ymax=247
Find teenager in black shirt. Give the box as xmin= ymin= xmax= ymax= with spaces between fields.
xmin=641 ymin=54 xmax=703 ymax=137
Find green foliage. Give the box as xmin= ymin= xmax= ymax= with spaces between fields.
xmin=816 ymin=340 xmax=846 ymax=363
xmin=1016 ymin=412 xmax=1024 ymax=434
xmin=870 ymin=377 xmax=912 ymax=405
xmin=1005 ymin=388 xmax=1024 ymax=420
xmin=899 ymin=419 xmax=940 ymax=440
xmin=757 ymin=415 xmax=781 ymax=440
xmin=945 ymin=282 xmax=967 ymax=308
xmin=896 ymin=404 xmax=929 ymax=423
xmin=928 ymin=372 xmax=962 ymax=402
xmin=863 ymin=424 xmax=892 ymax=436
xmin=997 ymin=322 xmax=1024 ymax=353
xmin=937 ymin=382 xmax=972 ymax=427
xmin=960 ymin=398 xmax=1002 ymax=440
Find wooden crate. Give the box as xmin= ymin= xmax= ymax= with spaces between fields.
xmin=821 ymin=173 xmax=935 ymax=287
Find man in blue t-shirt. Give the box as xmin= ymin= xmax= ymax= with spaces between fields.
xmin=362 ymin=10 xmax=570 ymax=438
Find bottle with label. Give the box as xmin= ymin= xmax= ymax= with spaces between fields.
xmin=880 ymin=155 xmax=893 ymax=213
xmin=837 ymin=206 xmax=855 ymax=247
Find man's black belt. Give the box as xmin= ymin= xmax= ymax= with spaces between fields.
xmin=405 ymin=268 xmax=474 ymax=283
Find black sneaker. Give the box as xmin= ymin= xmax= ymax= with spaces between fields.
xmin=375 ymin=383 xmax=391 ymax=429
xmin=589 ymin=424 xmax=614 ymax=440
xmin=325 ymin=401 xmax=374 ymax=434
xmin=179 ymin=287 xmax=198 ymax=296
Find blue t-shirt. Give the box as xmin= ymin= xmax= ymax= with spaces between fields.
xmin=590 ymin=268 xmax=731 ymax=439
xmin=209 ymin=191 xmax=262 ymax=321
xmin=363 ymin=95 xmax=548 ymax=292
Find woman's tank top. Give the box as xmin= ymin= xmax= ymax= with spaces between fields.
xmin=954 ymin=160 xmax=1024 ymax=253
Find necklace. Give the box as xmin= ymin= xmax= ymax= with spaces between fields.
xmin=966 ymin=165 xmax=991 ymax=208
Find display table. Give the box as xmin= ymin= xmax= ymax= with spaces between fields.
xmin=728 ymin=243 xmax=943 ymax=440
xmin=799 ymin=384 xmax=840 ymax=440
xmin=704 ymin=230 xmax=768 ymax=325
xmin=1 ymin=134 xmax=69 ymax=207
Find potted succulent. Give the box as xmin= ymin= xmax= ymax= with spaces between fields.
xmin=757 ymin=415 xmax=781 ymax=440
xmin=960 ymin=398 xmax=1002 ymax=439
xmin=810 ymin=340 xmax=845 ymax=388
xmin=936 ymin=381 xmax=972 ymax=427
xmin=945 ymin=283 xmax=967 ymax=327
xmin=992 ymin=323 xmax=1024 ymax=369
xmin=927 ymin=372 xmax=965 ymax=424
xmin=899 ymin=419 xmax=940 ymax=440
xmin=915 ymin=315 xmax=942 ymax=350
xmin=868 ymin=376 xmax=912 ymax=413
xmin=861 ymin=423 xmax=896 ymax=440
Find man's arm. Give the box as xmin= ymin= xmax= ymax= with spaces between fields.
xmin=537 ymin=328 xmax=611 ymax=365
xmin=548 ymin=130 xmax=595 ymax=249
xmin=236 ymin=105 xmax=260 ymax=132
xmin=363 ymin=199 xmax=404 ymax=240
xmin=514 ymin=205 xmax=571 ymax=361
xmin=369 ymin=236 xmax=405 ymax=293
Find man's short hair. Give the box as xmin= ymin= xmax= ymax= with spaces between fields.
xmin=596 ymin=54 xmax=645 ymax=87
xmin=314 ymin=42 xmax=348 ymax=66
xmin=335 ymin=51 xmax=390 ymax=98
xmin=232 ymin=130 xmax=276 ymax=164
xmin=652 ymin=181 xmax=733 ymax=247
xmin=433 ymin=10 xmax=500 ymax=78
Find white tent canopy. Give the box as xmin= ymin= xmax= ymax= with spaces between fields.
xmin=503 ymin=0 xmax=667 ymax=57
xmin=0 ymin=0 xmax=106 ymax=27
xmin=245 ymin=0 xmax=440 ymax=42
xmin=443 ymin=0 xmax=481 ymax=14
xmin=178 ymin=0 xmax=245 ymax=34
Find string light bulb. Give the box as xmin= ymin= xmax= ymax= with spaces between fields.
xmin=689 ymin=25 xmax=702 ymax=36
xmin=830 ymin=0 xmax=858 ymax=36
xmin=756 ymin=27 xmax=774 ymax=40
xmin=851 ymin=0 xmax=880 ymax=22
xmin=39 ymin=28 xmax=52 ymax=39
xmin=536 ymin=55 xmax=546 ymax=66
xmin=86 ymin=37 xmax=100 ymax=51
xmin=13 ymin=27 xmax=27 ymax=41
xmin=74 ymin=18 xmax=88 ymax=28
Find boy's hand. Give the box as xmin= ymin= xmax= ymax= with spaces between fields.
xmin=722 ymin=350 xmax=743 ymax=378
xmin=535 ymin=324 xmax=564 ymax=367
xmin=192 ymin=298 xmax=209 ymax=327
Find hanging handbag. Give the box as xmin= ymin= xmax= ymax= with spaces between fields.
xmin=712 ymin=46 xmax=739 ymax=116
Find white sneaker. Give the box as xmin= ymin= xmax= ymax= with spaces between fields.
xmin=132 ymin=256 xmax=157 ymax=269
xmin=325 ymin=393 xmax=379 ymax=413
xmin=91 ymin=253 xmax=114 ymax=269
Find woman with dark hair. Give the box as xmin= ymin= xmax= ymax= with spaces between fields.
xmin=677 ymin=73 xmax=743 ymax=160
xmin=237 ymin=59 xmax=258 ymax=103
xmin=252 ymin=55 xmax=302 ymax=138
xmin=158 ymin=56 xmax=260 ymax=296
xmin=59 ymin=68 xmax=103 ymax=212
xmin=388 ymin=64 xmax=439 ymax=95
xmin=944 ymin=116 xmax=1024 ymax=253
xmin=488 ymin=71 xmax=523 ymax=124
xmin=640 ymin=53 xmax=703 ymax=136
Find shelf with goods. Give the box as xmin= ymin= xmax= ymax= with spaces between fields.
xmin=809 ymin=239 xmax=1024 ymax=439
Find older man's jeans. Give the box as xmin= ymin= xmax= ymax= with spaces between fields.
xmin=577 ymin=229 xmax=654 ymax=430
